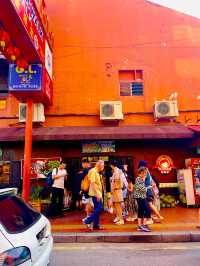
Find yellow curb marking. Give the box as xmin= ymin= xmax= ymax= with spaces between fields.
xmin=53 ymin=245 xmax=200 ymax=252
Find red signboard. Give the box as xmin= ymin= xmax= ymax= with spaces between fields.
xmin=154 ymin=155 xmax=175 ymax=174
xmin=11 ymin=0 xmax=45 ymax=61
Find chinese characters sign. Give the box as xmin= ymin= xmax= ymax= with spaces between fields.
xmin=11 ymin=0 xmax=45 ymax=60
xmin=9 ymin=64 xmax=42 ymax=91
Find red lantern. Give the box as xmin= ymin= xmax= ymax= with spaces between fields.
xmin=6 ymin=46 xmax=20 ymax=61
xmin=16 ymin=58 xmax=28 ymax=70
xmin=0 ymin=30 xmax=10 ymax=49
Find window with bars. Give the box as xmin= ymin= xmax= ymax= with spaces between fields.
xmin=119 ymin=70 xmax=144 ymax=96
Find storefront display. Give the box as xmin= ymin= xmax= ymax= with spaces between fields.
xmin=177 ymin=168 xmax=195 ymax=206
xmin=185 ymin=158 xmax=200 ymax=205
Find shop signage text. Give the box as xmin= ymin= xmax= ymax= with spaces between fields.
xmin=9 ymin=64 xmax=42 ymax=91
xmin=82 ymin=141 xmax=115 ymax=153
xmin=11 ymin=0 xmax=45 ymax=60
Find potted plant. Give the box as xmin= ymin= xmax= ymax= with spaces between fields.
xmin=29 ymin=185 xmax=43 ymax=212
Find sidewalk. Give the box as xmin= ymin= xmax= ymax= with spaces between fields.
xmin=50 ymin=206 xmax=200 ymax=243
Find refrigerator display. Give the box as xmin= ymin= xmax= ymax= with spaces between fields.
xmin=185 ymin=158 xmax=200 ymax=205
xmin=177 ymin=169 xmax=195 ymax=206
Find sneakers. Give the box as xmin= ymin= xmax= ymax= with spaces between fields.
xmin=115 ymin=219 xmax=124 ymax=225
xmin=126 ymin=216 xmax=137 ymax=222
xmin=82 ymin=216 xmax=89 ymax=223
xmin=137 ymin=225 xmax=151 ymax=232
xmin=146 ymin=219 xmax=154 ymax=225
xmin=113 ymin=217 xmax=119 ymax=223
xmin=82 ymin=218 xmax=92 ymax=229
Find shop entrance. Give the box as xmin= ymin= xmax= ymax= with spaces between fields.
xmin=64 ymin=155 xmax=134 ymax=190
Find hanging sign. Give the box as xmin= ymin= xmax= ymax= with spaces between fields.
xmin=11 ymin=0 xmax=45 ymax=60
xmin=154 ymin=155 xmax=175 ymax=174
xmin=9 ymin=64 xmax=42 ymax=91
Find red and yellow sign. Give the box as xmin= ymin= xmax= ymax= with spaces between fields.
xmin=155 ymin=155 xmax=175 ymax=174
xmin=11 ymin=0 xmax=45 ymax=61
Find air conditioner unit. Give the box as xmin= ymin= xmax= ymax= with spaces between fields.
xmin=100 ymin=101 xmax=123 ymax=120
xmin=19 ymin=103 xmax=45 ymax=122
xmin=154 ymin=100 xmax=179 ymax=119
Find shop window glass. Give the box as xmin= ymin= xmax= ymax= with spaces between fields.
xmin=119 ymin=70 xmax=144 ymax=96
xmin=0 ymin=57 xmax=9 ymax=94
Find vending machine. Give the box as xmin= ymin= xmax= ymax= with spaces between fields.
xmin=185 ymin=158 xmax=200 ymax=205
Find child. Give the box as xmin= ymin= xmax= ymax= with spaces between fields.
xmin=134 ymin=167 xmax=152 ymax=232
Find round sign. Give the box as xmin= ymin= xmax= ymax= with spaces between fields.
xmin=155 ymin=155 xmax=175 ymax=174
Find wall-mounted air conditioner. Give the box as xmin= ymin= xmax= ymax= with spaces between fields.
xmin=100 ymin=101 xmax=123 ymax=120
xmin=19 ymin=103 xmax=45 ymax=122
xmin=154 ymin=100 xmax=179 ymax=119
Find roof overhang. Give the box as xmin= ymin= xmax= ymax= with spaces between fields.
xmin=0 ymin=125 xmax=194 ymax=142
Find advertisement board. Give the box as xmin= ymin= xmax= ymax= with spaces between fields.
xmin=21 ymin=157 xmax=61 ymax=179
xmin=82 ymin=141 xmax=115 ymax=153
xmin=9 ymin=64 xmax=42 ymax=91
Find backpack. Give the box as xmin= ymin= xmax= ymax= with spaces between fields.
xmin=47 ymin=168 xmax=58 ymax=186
xmin=81 ymin=174 xmax=90 ymax=193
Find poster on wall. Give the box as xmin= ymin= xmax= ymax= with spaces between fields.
xmin=21 ymin=157 xmax=61 ymax=179
xmin=82 ymin=141 xmax=115 ymax=153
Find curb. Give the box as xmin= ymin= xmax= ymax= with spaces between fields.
xmin=53 ymin=231 xmax=200 ymax=243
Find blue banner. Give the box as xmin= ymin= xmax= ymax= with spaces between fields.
xmin=9 ymin=64 xmax=42 ymax=91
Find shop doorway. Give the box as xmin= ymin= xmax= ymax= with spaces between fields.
xmin=64 ymin=155 xmax=134 ymax=187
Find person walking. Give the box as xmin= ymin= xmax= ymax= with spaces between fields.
xmin=138 ymin=160 xmax=163 ymax=223
xmin=110 ymin=160 xmax=124 ymax=225
xmin=83 ymin=160 xmax=104 ymax=230
xmin=134 ymin=167 xmax=152 ymax=232
xmin=50 ymin=162 xmax=67 ymax=217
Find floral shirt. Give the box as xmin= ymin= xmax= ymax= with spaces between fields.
xmin=134 ymin=177 xmax=147 ymax=199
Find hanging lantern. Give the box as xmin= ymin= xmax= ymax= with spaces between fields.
xmin=6 ymin=46 xmax=20 ymax=61
xmin=16 ymin=58 xmax=28 ymax=70
xmin=0 ymin=30 xmax=10 ymax=49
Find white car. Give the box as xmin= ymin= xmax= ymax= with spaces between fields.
xmin=0 ymin=188 xmax=53 ymax=266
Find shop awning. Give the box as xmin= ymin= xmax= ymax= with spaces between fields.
xmin=0 ymin=125 xmax=194 ymax=142
xmin=188 ymin=125 xmax=200 ymax=133
xmin=188 ymin=125 xmax=200 ymax=147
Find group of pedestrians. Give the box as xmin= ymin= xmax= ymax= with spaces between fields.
xmin=81 ymin=159 xmax=163 ymax=232
xmin=48 ymin=158 xmax=163 ymax=232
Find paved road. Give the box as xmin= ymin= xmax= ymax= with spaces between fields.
xmin=50 ymin=242 xmax=200 ymax=266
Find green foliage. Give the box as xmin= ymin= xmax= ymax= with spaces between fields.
xmin=41 ymin=160 xmax=60 ymax=176
xmin=160 ymin=194 xmax=176 ymax=208
xmin=30 ymin=185 xmax=43 ymax=200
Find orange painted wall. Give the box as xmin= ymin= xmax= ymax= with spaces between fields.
xmin=1 ymin=0 xmax=200 ymax=127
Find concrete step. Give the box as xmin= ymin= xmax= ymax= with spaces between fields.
xmin=53 ymin=231 xmax=200 ymax=243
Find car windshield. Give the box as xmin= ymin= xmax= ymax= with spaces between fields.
xmin=0 ymin=194 xmax=41 ymax=233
